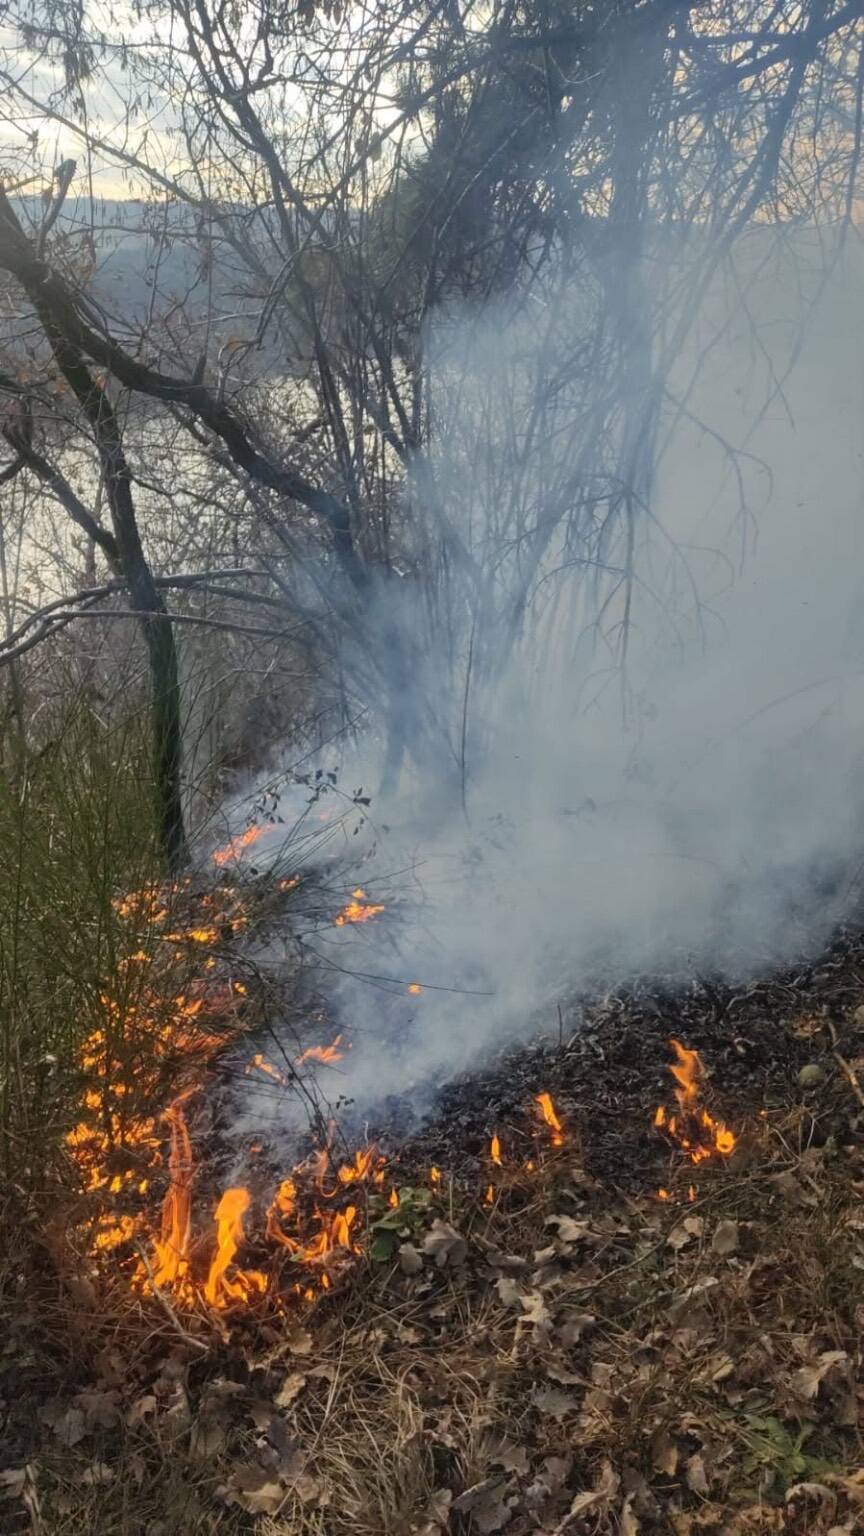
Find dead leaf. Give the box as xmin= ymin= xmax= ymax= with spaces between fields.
xmin=52 ymin=1407 xmax=87 ymax=1447
xmin=712 ymin=1220 xmax=739 ymax=1256
xmin=558 ymin=1310 xmax=595 ymax=1345
xmin=292 ymin=1472 xmax=324 ymax=1504
xmin=567 ymin=1460 xmax=621 ymax=1517
xmin=190 ymin=1417 xmax=227 ymax=1459
xmin=650 ymin=1429 xmax=678 ymax=1475
xmin=490 ymin=1441 xmax=529 ymax=1476
xmin=0 ymin=1470 xmax=26 ymax=1501
xmin=396 ymin=1323 xmax=424 ymax=1345
xmin=792 ymin=1350 xmax=849 ymax=1400
xmin=422 ymin=1219 xmax=467 ymax=1268
xmin=685 ymin=1452 xmax=710 ymax=1494
xmin=668 ymin=1215 xmax=703 ymax=1251
xmin=546 ymin=1214 xmax=590 ymax=1244
xmin=621 ymin=1495 xmax=640 ymax=1535
xmin=225 ymin=1465 xmax=284 ymax=1516
xmin=75 ymin=1389 xmax=121 ymax=1430
xmin=519 ymin=1290 xmax=550 ymax=1327
xmin=496 ymin=1276 xmax=523 ymax=1307
xmin=399 ymin=1242 xmax=423 ymax=1274
xmin=274 ymin=1372 xmax=307 ymax=1408
xmin=452 ymin=1477 xmax=513 ymax=1534
xmin=79 ymin=1462 xmax=113 ymax=1485
xmin=424 ymin=1488 xmax=453 ymax=1523
xmin=785 ymin=1481 xmax=836 ymax=1508
xmin=285 ymin=1325 xmax=313 ymax=1356
xmin=533 ymin=1385 xmax=578 ymax=1420
xmin=127 ymin=1393 xmax=157 ymax=1428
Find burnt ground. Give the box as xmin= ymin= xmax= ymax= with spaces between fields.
xmin=2 ymin=921 xmax=864 ymax=1535
xmin=398 ymin=920 xmax=864 ymax=1188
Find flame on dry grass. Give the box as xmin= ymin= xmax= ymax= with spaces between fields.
xmin=213 ymin=825 xmax=266 ymax=867
xmin=334 ymin=889 xmax=385 ymax=926
xmin=151 ymin=1096 xmax=194 ymax=1288
xmin=296 ymin=1035 xmax=346 ymax=1066
xmin=535 ymin=1091 xmax=564 ymax=1146
xmin=653 ymin=1039 xmax=737 ymax=1169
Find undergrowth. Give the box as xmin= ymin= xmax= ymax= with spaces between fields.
xmin=0 ymin=698 xmax=161 ymax=1193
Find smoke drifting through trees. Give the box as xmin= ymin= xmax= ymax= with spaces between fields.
xmin=0 ymin=4 xmax=861 ymax=956
xmin=221 ymin=223 xmax=864 ymax=1123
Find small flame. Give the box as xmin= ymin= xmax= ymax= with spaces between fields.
xmin=337 ymin=1145 xmax=378 ymax=1184
xmin=246 ymin=1052 xmax=287 ymax=1084
xmin=296 ymin=1034 xmax=345 ymax=1066
xmin=213 ymin=825 xmax=265 ymax=867
xmin=151 ymin=1097 xmax=193 ymax=1288
xmin=407 ymin=982 xmax=422 ymax=995
xmin=490 ymin=1133 xmax=502 ymax=1166
xmin=535 ymin=1092 xmax=564 ymax=1146
xmin=388 ymin=1188 xmax=399 ymax=1208
xmin=669 ymin=1039 xmax=701 ymax=1111
xmin=429 ymin=1166 xmax=441 ymax=1184
xmin=204 ymin=1187 xmax=266 ymax=1307
xmin=484 ymin=1184 xmax=494 ymax=1205
xmin=334 ymin=889 xmax=385 ymax=926
xmin=653 ymin=1040 xmax=736 ymax=1164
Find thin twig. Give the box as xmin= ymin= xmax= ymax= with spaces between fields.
xmin=132 ymin=1240 xmax=210 ymax=1352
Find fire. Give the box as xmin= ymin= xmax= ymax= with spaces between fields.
xmin=213 ymin=824 xmax=265 ymax=867
xmin=653 ymin=1039 xmax=736 ymax=1164
xmin=296 ymin=1035 xmax=346 ymax=1066
xmin=490 ymin=1133 xmax=502 ymax=1165
xmin=408 ymin=982 xmax=422 ymax=995
xmin=334 ymin=888 xmax=385 ymax=926
xmin=429 ymin=1166 xmax=441 ymax=1184
xmin=246 ymin=1052 xmax=287 ymax=1085
xmin=204 ymin=1188 xmax=267 ymax=1307
xmin=66 ymin=863 xmax=403 ymax=1318
xmin=535 ymin=1092 xmax=564 ymax=1147
xmin=151 ymin=1097 xmax=194 ymax=1288
xmin=337 ymin=1145 xmax=378 ymax=1184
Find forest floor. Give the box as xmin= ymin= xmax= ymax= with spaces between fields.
xmin=3 ymin=926 xmax=864 ymax=1536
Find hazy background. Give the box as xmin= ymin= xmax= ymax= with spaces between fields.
xmin=212 ymin=222 xmax=864 ymax=1132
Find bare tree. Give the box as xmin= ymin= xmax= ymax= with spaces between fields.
xmin=0 ymin=0 xmax=861 ymax=829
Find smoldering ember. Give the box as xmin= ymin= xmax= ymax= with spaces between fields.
xmin=3 ymin=5 xmax=864 ymax=1536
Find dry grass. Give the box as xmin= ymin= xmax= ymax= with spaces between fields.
xmin=3 ymin=1035 xmax=864 ymax=1536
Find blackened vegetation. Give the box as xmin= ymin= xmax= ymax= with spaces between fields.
xmin=403 ymin=921 xmax=864 ymax=1191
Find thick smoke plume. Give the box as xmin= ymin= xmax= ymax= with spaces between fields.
xmin=220 ymin=225 xmax=864 ymax=1128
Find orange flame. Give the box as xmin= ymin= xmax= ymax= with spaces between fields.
xmin=296 ymin=1034 xmax=346 ymax=1066
xmin=653 ymin=1040 xmax=736 ymax=1164
xmin=334 ymin=889 xmax=385 ymax=926
xmin=429 ymin=1166 xmax=441 ymax=1184
xmin=213 ymin=825 xmax=265 ymax=867
xmin=337 ymin=1145 xmax=378 ymax=1184
xmin=535 ymin=1092 xmax=564 ymax=1146
xmin=151 ymin=1097 xmax=193 ymax=1287
xmin=204 ymin=1188 xmax=266 ymax=1307
xmin=246 ymin=1052 xmax=287 ymax=1085
xmin=490 ymin=1133 xmax=502 ymax=1166
xmin=408 ymin=982 xmax=422 ymax=995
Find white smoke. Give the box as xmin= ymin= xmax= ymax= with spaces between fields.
xmin=216 ymin=222 xmax=864 ymax=1129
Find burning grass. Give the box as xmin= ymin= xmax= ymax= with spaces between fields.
xmin=4 ymin=779 xmax=864 ymax=1535
xmin=5 ymin=969 xmax=864 ymax=1535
